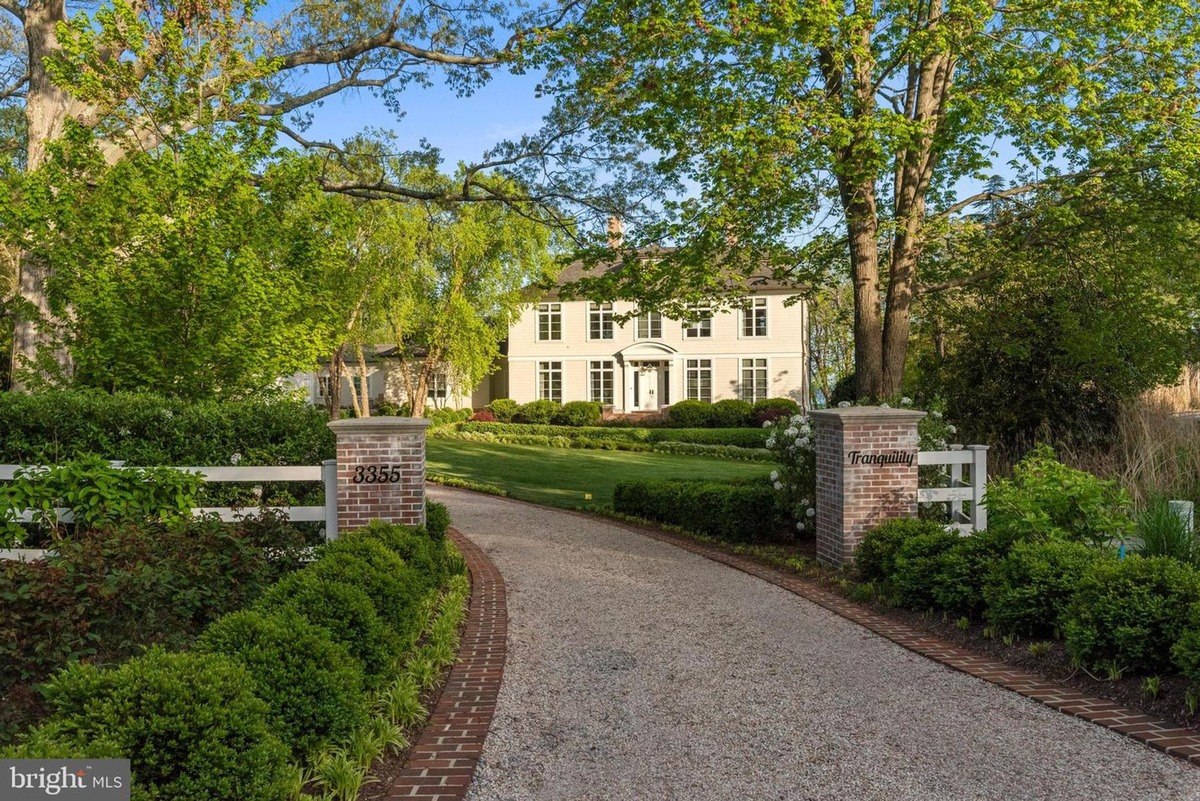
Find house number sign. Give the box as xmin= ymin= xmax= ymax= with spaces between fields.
xmin=352 ymin=464 xmax=404 ymax=484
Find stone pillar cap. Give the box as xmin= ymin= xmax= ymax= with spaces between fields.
xmin=809 ymin=405 xmax=926 ymax=425
xmin=328 ymin=416 xmax=433 ymax=434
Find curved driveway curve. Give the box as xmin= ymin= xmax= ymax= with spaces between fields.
xmin=432 ymin=487 xmax=1200 ymax=801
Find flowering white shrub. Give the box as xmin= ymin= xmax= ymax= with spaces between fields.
xmin=764 ymin=413 xmax=817 ymax=532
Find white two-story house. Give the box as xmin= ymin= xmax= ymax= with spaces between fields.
xmin=291 ymin=256 xmax=809 ymax=413
xmin=488 ymin=259 xmax=809 ymax=413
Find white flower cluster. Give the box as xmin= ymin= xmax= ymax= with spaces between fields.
xmin=230 ymin=452 xmax=243 ymax=466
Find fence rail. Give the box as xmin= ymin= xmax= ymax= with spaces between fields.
xmin=0 ymin=461 xmax=338 ymax=560
xmin=917 ymin=445 xmax=988 ymax=533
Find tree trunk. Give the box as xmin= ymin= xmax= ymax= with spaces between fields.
xmin=325 ymin=346 xmax=344 ymax=420
xmin=10 ymin=1 xmax=87 ymax=389
xmin=842 ymin=188 xmax=885 ymax=401
xmin=354 ymin=343 xmax=371 ymax=417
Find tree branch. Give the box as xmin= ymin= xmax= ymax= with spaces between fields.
xmin=0 ymin=2 xmax=22 ymax=23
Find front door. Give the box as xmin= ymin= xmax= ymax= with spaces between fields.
xmin=636 ymin=363 xmax=660 ymax=410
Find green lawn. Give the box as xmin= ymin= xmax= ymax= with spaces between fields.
xmin=426 ymin=439 xmax=771 ymax=509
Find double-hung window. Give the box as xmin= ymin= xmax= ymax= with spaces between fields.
xmin=429 ymin=370 xmax=450 ymax=400
xmin=589 ymin=360 xmax=615 ymax=405
xmin=537 ymin=361 xmax=563 ymax=403
xmin=686 ymin=359 xmax=713 ymax=403
xmin=741 ymin=298 xmax=768 ymax=338
xmin=740 ymin=358 xmax=768 ymax=402
xmin=635 ymin=311 xmax=662 ymax=339
xmin=537 ymin=303 xmax=562 ymax=341
xmin=683 ymin=305 xmax=712 ymax=338
xmin=588 ymin=302 xmax=614 ymax=340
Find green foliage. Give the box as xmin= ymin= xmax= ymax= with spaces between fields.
xmin=763 ymin=414 xmax=815 ymax=532
xmin=752 ymin=397 xmax=801 ymax=423
xmin=1171 ymin=609 xmax=1200 ymax=682
xmin=0 ymin=390 xmax=333 ymax=466
xmin=553 ymin=400 xmax=603 ymax=427
xmin=666 ymin=399 xmax=713 ymax=428
xmin=890 ymin=530 xmax=962 ymax=610
xmin=0 ymin=515 xmax=306 ymax=690
xmin=454 ymin=422 xmax=768 ymax=448
xmin=829 ymin=372 xmax=858 ymax=407
xmin=930 ymin=529 xmax=1023 ymax=615
xmin=984 ymin=539 xmax=1114 ymax=639
xmin=254 ymin=573 xmax=400 ymax=688
xmin=345 ymin=521 xmax=447 ymax=583
xmin=1136 ymin=499 xmax=1198 ymax=564
xmin=310 ymin=542 xmax=433 ymax=648
xmin=1063 ymin=556 xmax=1200 ymax=674
xmin=710 ymin=399 xmax=754 ymax=428
xmin=32 ymin=649 xmax=291 ymax=801
xmin=425 ymin=501 xmax=451 ymax=541
xmin=986 ymin=445 xmax=1134 ymax=547
xmin=929 ymin=185 xmax=1200 ymax=453
xmin=425 ymin=408 xmax=472 ymax=429
xmin=0 ymin=457 xmax=200 ymax=545
xmin=6 ymin=131 xmax=332 ymax=398
xmin=197 ymin=610 xmax=370 ymax=760
xmin=485 ymin=399 xmax=520 ymax=422
xmin=855 ymin=518 xmax=948 ymax=584
xmin=514 ymin=399 xmax=560 ymax=425
xmin=612 ymin=478 xmax=777 ymax=542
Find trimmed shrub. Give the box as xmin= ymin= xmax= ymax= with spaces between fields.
xmin=425 ymin=408 xmax=472 ymax=428
xmin=453 ymin=422 xmax=769 ymax=449
xmin=710 ymin=399 xmax=754 ymax=428
xmin=1063 ymin=555 xmax=1200 ymax=674
xmin=485 ymin=398 xmax=520 ymax=422
xmin=1172 ymin=610 xmax=1200 ymax=681
xmin=986 ymin=445 xmax=1134 ymax=547
xmin=469 ymin=409 xmax=497 ymax=422
xmin=425 ymin=501 xmax=451 ymax=541
xmin=613 ymin=479 xmax=777 ymax=542
xmin=855 ymin=518 xmax=947 ymax=583
xmin=0 ymin=390 xmax=332 ymax=466
xmin=553 ymin=400 xmax=603 ymax=427
xmin=829 ymin=372 xmax=856 ymax=405
xmin=197 ymin=610 xmax=370 ymax=759
xmin=984 ymin=539 xmax=1114 ymax=638
xmin=929 ymin=528 xmax=1024 ymax=615
xmin=254 ymin=572 xmax=400 ymax=686
xmin=33 ymin=648 xmax=290 ymax=801
xmin=307 ymin=547 xmax=431 ymax=648
xmin=347 ymin=521 xmax=446 ymax=582
xmin=666 ymin=400 xmax=713 ymax=428
xmin=752 ymin=397 xmax=801 ymax=426
xmin=890 ymin=529 xmax=962 ymax=609
xmin=515 ymin=399 xmax=561 ymax=425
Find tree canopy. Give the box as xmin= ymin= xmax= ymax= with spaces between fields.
xmin=531 ymin=0 xmax=1200 ymax=398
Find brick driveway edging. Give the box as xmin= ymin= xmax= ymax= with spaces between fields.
xmin=386 ymin=528 xmax=507 ymax=800
xmin=621 ymin=519 xmax=1200 ymax=767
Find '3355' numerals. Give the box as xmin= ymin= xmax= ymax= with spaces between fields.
xmin=352 ymin=464 xmax=403 ymax=484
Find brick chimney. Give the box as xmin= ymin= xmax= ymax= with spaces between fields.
xmin=607 ymin=216 xmax=624 ymax=249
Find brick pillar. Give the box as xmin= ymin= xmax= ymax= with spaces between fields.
xmin=810 ymin=406 xmax=926 ymax=566
xmin=328 ymin=417 xmax=431 ymax=532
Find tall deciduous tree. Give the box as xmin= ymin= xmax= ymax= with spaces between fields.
xmin=0 ymin=0 xmax=577 ymax=385
xmin=533 ymin=0 xmax=1200 ymax=398
xmin=1 ymin=129 xmax=338 ymax=398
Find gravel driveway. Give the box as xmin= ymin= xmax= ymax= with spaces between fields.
xmin=432 ymin=487 xmax=1200 ymax=801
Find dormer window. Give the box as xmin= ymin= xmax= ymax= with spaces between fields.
xmin=635 ymin=311 xmax=662 ymax=339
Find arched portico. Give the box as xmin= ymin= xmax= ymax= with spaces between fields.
xmin=614 ymin=342 xmax=679 ymax=412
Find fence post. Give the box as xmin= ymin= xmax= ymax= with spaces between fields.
xmin=810 ymin=406 xmax=925 ymax=566
xmin=949 ymin=448 xmax=964 ymax=524
xmin=968 ymin=445 xmax=989 ymax=531
xmin=322 ymin=458 xmax=339 ymax=541
xmin=327 ymin=417 xmax=431 ymax=532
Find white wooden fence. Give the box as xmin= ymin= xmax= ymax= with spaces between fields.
xmin=0 ymin=460 xmax=338 ymax=561
xmin=917 ymin=445 xmax=988 ymax=533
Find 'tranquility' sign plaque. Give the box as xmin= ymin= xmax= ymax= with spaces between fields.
xmin=846 ymin=450 xmax=915 ymax=468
